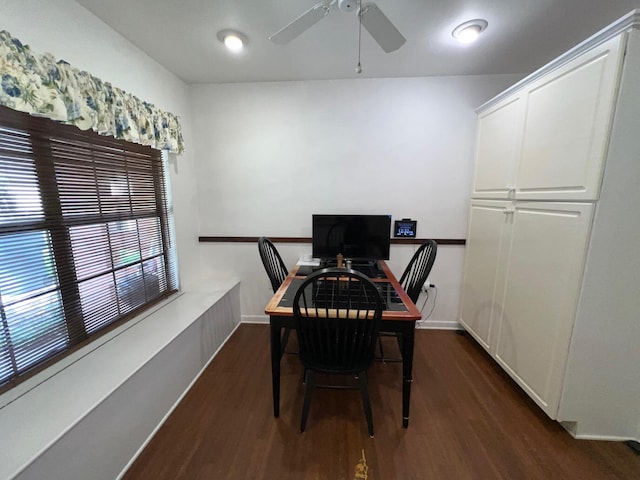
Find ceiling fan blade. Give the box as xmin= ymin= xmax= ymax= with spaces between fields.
xmin=269 ymin=3 xmax=331 ymax=44
xmin=359 ymin=2 xmax=406 ymax=53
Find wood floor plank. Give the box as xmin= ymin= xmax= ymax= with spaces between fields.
xmin=123 ymin=325 xmax=640 ymax=480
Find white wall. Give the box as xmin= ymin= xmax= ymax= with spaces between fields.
xmin=189 ymin=75 xmax=522 ymax=326
xmin=1 ymin=0 xmax=203 ymax=290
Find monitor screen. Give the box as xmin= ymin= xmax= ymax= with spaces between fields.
xmin=312 ymin=214 xmax=391 ymax=260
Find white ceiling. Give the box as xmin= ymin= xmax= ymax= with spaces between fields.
xmin=75 ymin=0 xmax=640 ymax=84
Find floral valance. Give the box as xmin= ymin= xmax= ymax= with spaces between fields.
xmin=0 ymin=30 xmax=184 ymax=153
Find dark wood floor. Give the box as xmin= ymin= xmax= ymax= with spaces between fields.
xmin=123 ymin=324 xmax=640 ymax=480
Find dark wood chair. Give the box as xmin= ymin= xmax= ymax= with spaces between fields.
xmin=258 ymin=236 xmax=294 ymax=355
xmin=292 ymin=268 xmax=384 ymax=437
xmin=378 ymin=239 xmax=437 ymax=361
xmin=399 ymin=239 xmax=438 ymax=304
xmin=258 ymin=236 xmax=288 ymax=293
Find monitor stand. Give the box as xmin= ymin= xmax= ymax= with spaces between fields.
xmin=317 ymin=258 xmax=386 ymax=279
xmin=351 ymin=259 xmax=377 ymax=268
xmin=321 ymin=258 xmax=375 ymax=267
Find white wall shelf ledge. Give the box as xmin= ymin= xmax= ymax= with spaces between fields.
xmin=0 ymin=282 xmax=241 ymax=480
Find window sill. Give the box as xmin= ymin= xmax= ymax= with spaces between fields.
xmin=0 ymin=280 xmax=241 ymax=480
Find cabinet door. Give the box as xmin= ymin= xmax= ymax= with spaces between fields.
xmin=516 ymin=35 xmax=625 ymax=200
xmin=459 ymin=200 xmax=512 ymax=350
xmin=494 ymin=202 xmax=594 ymax=418
xmin=471 ymin=95 xmax=525 ymax=199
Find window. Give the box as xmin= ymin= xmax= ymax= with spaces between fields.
xmin=0 ymin=105 xmax=178 ymax=391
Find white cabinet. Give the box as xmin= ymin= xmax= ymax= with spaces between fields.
xmin=460 ymin=12 xmax=640 ymax=439
xmin=493 ymin=202 xmax=593 ymax=417
xmin=460 ymin=201 xmax=593 ymax=418
xmin=471 ymin=34 xmax=625 ymax=201
xmin=471 ymin=97 xmax=524 ymax=199
xmin=459 ymin=200 xmax=511 ymax=349
xmin=516 ymin=36 xmax=624 ymax=201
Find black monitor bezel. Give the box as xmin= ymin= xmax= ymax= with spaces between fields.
xmin=312 ymin=214 xmax=392 ymax=261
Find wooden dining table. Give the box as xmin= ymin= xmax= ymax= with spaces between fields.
xmin=264 ymin=259 xmax=422 ymax=427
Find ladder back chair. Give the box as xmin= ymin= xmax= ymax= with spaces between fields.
xmin=258 ymin=237 xmax=294 ymax=355
xmin=378 ymin=239 xmax=437 ymax=361
xmin=293 ymin=268 xmax=384 ymax=437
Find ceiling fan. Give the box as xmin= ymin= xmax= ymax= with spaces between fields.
xmin=269 ymin=0 xmax=406 ymax=53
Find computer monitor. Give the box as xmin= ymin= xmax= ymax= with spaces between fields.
xmin=312 ymin=214 xmax=391 ymax=261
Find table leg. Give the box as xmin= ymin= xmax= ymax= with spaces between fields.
xmin=401 ymin=321 xmax=416 ymax=428
xmin=270 ymin=318 xmax=281 ymax=418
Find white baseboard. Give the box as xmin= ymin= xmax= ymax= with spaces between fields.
xmin=242 ymin=315 xmax=269 ymax=324
xmin=560 ymin=421 xmax=640 ymax=442
xmin=416 ymin=320 xmax=461 ymax=330
xmin=572 ymin=433 xmax=639 ymax=442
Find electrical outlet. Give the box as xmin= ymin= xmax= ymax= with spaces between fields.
xmin=423 ymin=280 xmax=435 ymax=291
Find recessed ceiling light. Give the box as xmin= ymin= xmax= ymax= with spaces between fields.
xmin=217 ymin=30 xmax=248 ymax=52
xmin=452 ymin=19 xmax=488 ymax=44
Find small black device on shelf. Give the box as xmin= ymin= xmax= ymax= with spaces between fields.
xmin=394 ymin=218 xmax=417 ymax=238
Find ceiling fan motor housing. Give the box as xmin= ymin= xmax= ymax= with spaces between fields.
xmin=338 ymin=0 xmax=357 ymax=13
